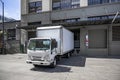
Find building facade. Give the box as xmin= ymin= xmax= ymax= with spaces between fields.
xmin=20 ymin=0 xmax=120 ymax=56
xmin=0 ymin=21 xmax=21 ymax=53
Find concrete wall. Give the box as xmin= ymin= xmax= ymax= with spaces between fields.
xmin=42 ymin=0 xmax=52 ymax=12
xmin=110 ymin=41 xmax=120 ymax=56
xmin=21 ymin=2 xmax=120 ymax=26
xmin=6 ymin=40 xmax=20 ymax=54
xmin=20 ymin=0 xmax=120 ymax=56
xmin=80 ymin=27 xmax=87 ymax=56
xmin=80 ymin=0 xmax=88 ymax=7
xmin=51 ymin=3 xmax=120 ymax=20
xmin=21 ymin=0 xmax=120 ymax=16
xmin=21 ymin=15 xmax=28 ymax=27
xmin=0 ymin=21 xmax=21 ymax=53
xmin=80 ymin=25 xmax=108 ymax=56
xmin=0 ymin=21 xmax=21 ymax=40
xmin=21 ymin=0 xmax=28 ymax=15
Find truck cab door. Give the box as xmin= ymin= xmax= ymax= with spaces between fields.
xmin=51 ymin=39 xmax=57 ymax=57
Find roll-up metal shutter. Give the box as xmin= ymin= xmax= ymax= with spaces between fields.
xmin=88 ymin=29 xmax=107 ymax=48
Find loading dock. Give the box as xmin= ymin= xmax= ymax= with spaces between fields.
xmin=18 ymin=18 xmax=120 ymax=57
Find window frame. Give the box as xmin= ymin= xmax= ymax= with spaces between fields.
xmin=7 ymin=29 xmax=16 ymax=40
xmin=52 ymin=0 xmax=80 ymax=10
xmin=29 ymin=1 xmax=42 ymax=13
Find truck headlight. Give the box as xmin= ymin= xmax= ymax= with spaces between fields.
xmin=44 ymin=54 xmax=51 ymax=61
xmin=27 ymin=55 xmax=33 ymax=60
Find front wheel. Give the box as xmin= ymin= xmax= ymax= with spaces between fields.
xmin=33 ymin=64 xmax=39 ymax=68
xmin=50 ymin=58 xmax=56 ymax=68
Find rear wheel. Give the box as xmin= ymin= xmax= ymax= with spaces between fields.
xmin=66 ymin=53 xmax=70 ymax=58
xmin=50 ymin=58 xmax=56 ymax=68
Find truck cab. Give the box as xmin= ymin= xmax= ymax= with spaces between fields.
xmin=26 ymin=37 xmax=57 ymax=67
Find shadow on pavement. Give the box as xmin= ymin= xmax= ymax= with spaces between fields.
xmin=30 ymin=55 xmax=86 ymax=73
xmin=30 ymin=65 xmax=71 ymax=73
xmin=58 ymin=55 xmax=86 ymax=67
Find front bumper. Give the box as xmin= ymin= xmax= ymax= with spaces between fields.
xmin=26 ymin=60 xmax=51 ymax=66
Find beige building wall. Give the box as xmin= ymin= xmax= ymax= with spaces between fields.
xmin=80 ymin=0 xmax=88 ymax=7
xmin=20 ymin=0 xmax=120 ymax=55
xmin=80 ymin=27 xmax=87 ymax=56
xmin=42 ymin=0 xmax=52 ymax=12
xmin=21 ymin=0 xmax=28 ymax=15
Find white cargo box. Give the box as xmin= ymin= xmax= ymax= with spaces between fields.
xmin=37 ymin=26 xmax=74 ymax=55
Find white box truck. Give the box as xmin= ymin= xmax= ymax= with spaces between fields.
xmin=26 ymin=26 xmax=74 ymax=67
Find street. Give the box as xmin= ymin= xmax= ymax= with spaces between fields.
xmin=0 ymin=53 xmax=120 ymax=80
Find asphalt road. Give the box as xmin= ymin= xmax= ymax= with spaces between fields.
xmin=0 ymin=53 xmax=120 ymax=80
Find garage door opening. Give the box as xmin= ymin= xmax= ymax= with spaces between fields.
xmin=28 ymin=31 xmax=36 ymax=40
xmin=70 ymin=29 xmax=80 ymax=49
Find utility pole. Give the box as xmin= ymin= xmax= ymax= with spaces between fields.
xmin=0 ymin=0 xmax=5 ymax=54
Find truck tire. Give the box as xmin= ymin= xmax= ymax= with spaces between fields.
xmin=33 ymin=64 xmax=40 ymax=68
xmin=66 ymin=53 xmax=70 ymax=58
xmin=56 ymin=55 xmax=61 ymax=61
xmin=50 ymin=58 xmax=56 ymax=68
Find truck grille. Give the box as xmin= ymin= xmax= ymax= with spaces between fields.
xmin=32 ymin=56 xmax=44 ymax=61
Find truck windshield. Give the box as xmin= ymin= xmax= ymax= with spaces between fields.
xmin=28 ymin=39 xmax=50 ymax=50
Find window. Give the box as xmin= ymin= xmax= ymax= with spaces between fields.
xmin=111 ymin=0 xmax=120 ymax=2
xmin=7 ymin=29 xmax=16 ymax=40
xmin=88 ymin=16 xmax=101 ymax=20
xmin=102 ymin=0 xmax=109 ymax=3
xmin=52 ymin=0 xmax=80 ymax=10
xmin=28 ymin=21 xmax=41 ymax=25
xmin=61 ymin=0 xmax=71 ymax=9
xmin=88 ymin=15 xmax=120 ymax=21
xmin=53 ymin=1 xmax=61 ymax=10
xmin=65 ymin=18 xmax=80 ymax=22
xmin=29 ymin=1 xmax=42 ymax=13
xmin=112 ymin=26 xmax=120 ymax=41
xmin=88 ymin=16 xmax=109 ymax=20
xmin=88 ymin=0 xmax=120 ymax=5
xmin=28 ymin=39 xmax=50 ymax=50
xmin=52 ymin=18 xmax=80 ymax=23
xmin=71 ymin=0 xmax=80 ymax=8
xmin=88 ymin=0 xmax=109 ymax=5
xmin=88 ymin=0 xmax=101 ymax=5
